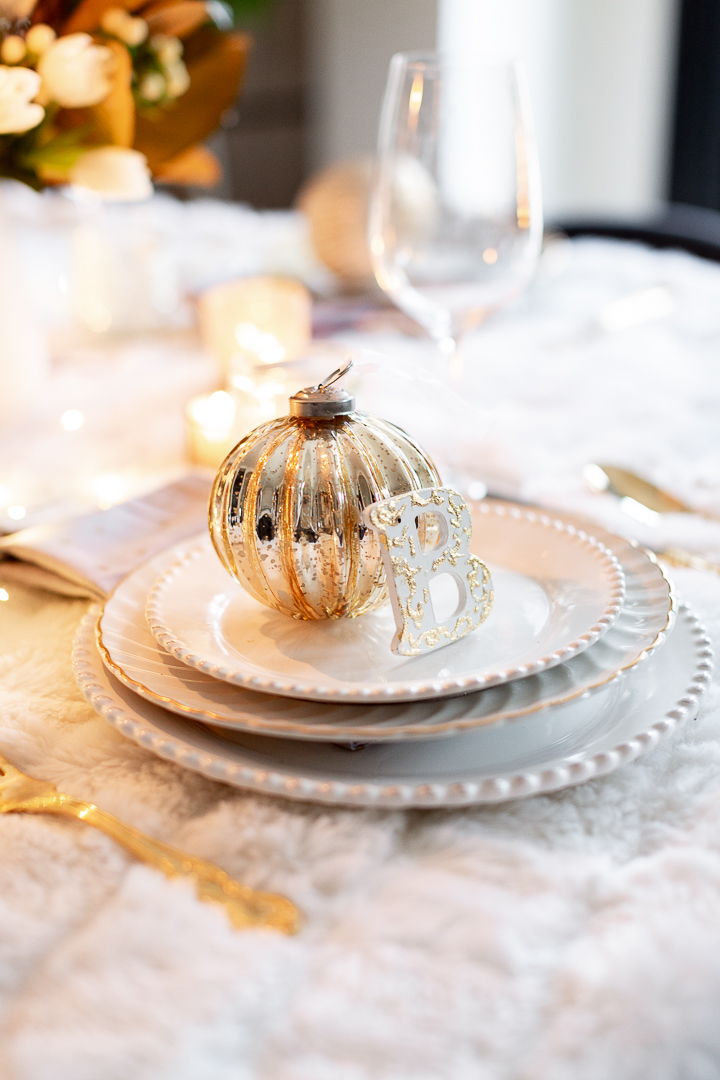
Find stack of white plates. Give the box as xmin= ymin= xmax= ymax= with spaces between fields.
xmin=73 ymin=502 xmax=713 ymax=807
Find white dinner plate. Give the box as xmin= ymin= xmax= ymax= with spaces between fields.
xmin=145 ymin=504 xmax=625 ymax=703
xmin=74 ymin=605 xmax=712 ymax=808
xmin=98 ymin=529 xmax=671 ymax=741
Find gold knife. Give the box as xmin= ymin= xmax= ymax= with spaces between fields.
xmin=0 ymin=750 xmax=301 ymax=934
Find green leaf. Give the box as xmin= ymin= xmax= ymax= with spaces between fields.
xmin=222 ymin=0 xmax=275 ymax=27
xmin=20 ymin=126 xmax=96 ymax=170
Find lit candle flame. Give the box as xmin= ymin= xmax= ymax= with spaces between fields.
xmin=408 ymin=72 xmax=424 ymax=132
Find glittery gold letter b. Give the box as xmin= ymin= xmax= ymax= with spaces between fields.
xmin=365 ymin=487 xmax=494 ymax=656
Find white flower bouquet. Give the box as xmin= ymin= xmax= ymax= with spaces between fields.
xmin=0 ymin=0 xmax=253 ymax=197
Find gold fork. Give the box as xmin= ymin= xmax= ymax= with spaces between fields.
xmin=0 ymin=750 xmax=300 ymax=934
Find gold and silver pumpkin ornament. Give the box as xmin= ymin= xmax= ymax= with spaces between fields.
xmin=209 ymin=361 xmax=442 ymax=620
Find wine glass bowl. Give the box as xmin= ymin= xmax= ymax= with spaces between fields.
xmin=369 ymin=53 xmax=543 ymax=356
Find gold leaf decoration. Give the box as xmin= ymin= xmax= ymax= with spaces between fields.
xmin=153 ymin=142 xmax=221 ymax=185
xmin=143 ymin=0 xmax=210 ymax=38
xmin=89 ymin=39 xmax=135 ymax=146
xmin=133 ymin=28 xmax=250 ymax=169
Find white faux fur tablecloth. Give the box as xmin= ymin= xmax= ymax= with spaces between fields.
xmin=3 ymin=236 xmax=720 ymax=1079
xmin=2 ymin=566 xmax=720 ymax=1080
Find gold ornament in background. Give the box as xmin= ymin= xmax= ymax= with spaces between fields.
xmin=209 ymin=360 xmax=441 ymax=620
xmin=296 ymin=158 xmax=374 ymax=289
xmin=297 ymin=156 xmax=440 ymax=295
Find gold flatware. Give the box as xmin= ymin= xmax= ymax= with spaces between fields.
xmin=0 ymin=750 xmax=300 ymax=934
xmin=582 ymin=464 xmax=720 ymax=575
xmin=653 ymin=548 xmax=720 ymax=575
xmin=584 ymin=463 xmax=719 ymax=520
xmin=485 ymin=493 xmax=720 ymax=577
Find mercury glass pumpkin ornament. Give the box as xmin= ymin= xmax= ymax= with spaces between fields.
xmin=209 ymin=361 xmax=441 ymax=620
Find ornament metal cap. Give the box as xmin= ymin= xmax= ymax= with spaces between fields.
xmin=289 ymin=358 xmax=355 ymax=418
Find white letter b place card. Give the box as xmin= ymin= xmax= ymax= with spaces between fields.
xmin=364 ymin=487 xmax=494 ymax=657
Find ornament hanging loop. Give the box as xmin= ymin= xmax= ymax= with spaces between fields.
xmin=316 ymin=357 xmax=353 ymax=392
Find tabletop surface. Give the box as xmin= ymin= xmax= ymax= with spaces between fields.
xmin=2 ymin=225 xmax=720 ymax=1079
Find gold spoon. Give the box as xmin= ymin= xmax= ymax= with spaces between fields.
xmin=0 ymin=750 xmax=301 ymax=934
xmin=484 ymin=488 xmax=720 ymax=577
xmin=584 ymin=463 xmax=720 ymax=520
xmin=582 ymin=464 xmax=720 ymax=575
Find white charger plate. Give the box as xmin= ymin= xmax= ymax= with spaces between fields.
xmin=74 ymin=605 xmax=712 ymax=807
xmin=145 ymin=504 xmax=625 ymax=704
xmin=98 ymin=530 xmax=672 ymax=741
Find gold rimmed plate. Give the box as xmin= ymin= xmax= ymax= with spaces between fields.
xmin=77 ymin=604 xmax=710 ymax=807
xmin=145 ymin=504 xmax=626 ymax=704
xmin=96 ymin=510 xmax=670 ymax=742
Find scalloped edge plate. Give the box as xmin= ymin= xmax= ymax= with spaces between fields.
xmin=73 ymin=604 xmax=712 ymax=808
xmin=145 ymin=504 xmax=626 ymax=703
xmin=98 ymin=529 xmax=671 ymax=741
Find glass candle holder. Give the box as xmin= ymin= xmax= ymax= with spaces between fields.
xmin=197 ymin=275 xmax=312 ymax=374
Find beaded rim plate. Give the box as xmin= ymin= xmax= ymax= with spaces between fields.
xmin=73 ymin=605 xmax=713 ymax=808
xmin=145 ymin=504 xmax=626 ymax=704
xmin=97 ymin=528 xmax=672 ymax=741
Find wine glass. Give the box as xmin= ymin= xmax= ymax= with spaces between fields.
xmin=368 ymin=52 xmax=543 ymax=377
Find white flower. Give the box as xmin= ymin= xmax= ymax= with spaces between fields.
xmin=25 ymin=24 xmax=57 ymax=56
xmin=0 ymin=65 xmax=44 ymax=134
xmin=69 ymin=146 xmax=152 ymax=201
xmin=0 ymin=35 xmax=26 ymax=64
xmin=37 ymin=33 xmax=115 ymax=109
xmin=100 ymin=8 xmax=126 ymax=35
xmin=164 ymin=58 xmax=189 ymax=98
xmin=100 ymin=8 xmax=147 ymax=46
xmin=150 ymin=33 xmax=182 ymax=65
xmin=119 ymin=17 xmax=148 ymax=46
xmin=139 ymin=72 xmax=165 ymax=102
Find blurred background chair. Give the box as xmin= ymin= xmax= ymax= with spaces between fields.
xmin=670 ymin=0 xmax=720 ymax=216
xmin=557 ymin=0 xmax=720 ymax=265
xmin=558 ymin=204 xmax=720 ymax=265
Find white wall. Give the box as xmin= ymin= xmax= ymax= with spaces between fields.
xmin=437 ymin=0 xmax=680 ymax=219
xmin=306 ymin=0 xmax=438 ymax=170
xmin=307 ymin=0 xmax=679 ymax=218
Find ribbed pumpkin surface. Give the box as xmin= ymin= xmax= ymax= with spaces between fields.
xmin=209 ymin=412 xmax=440 ymax=619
